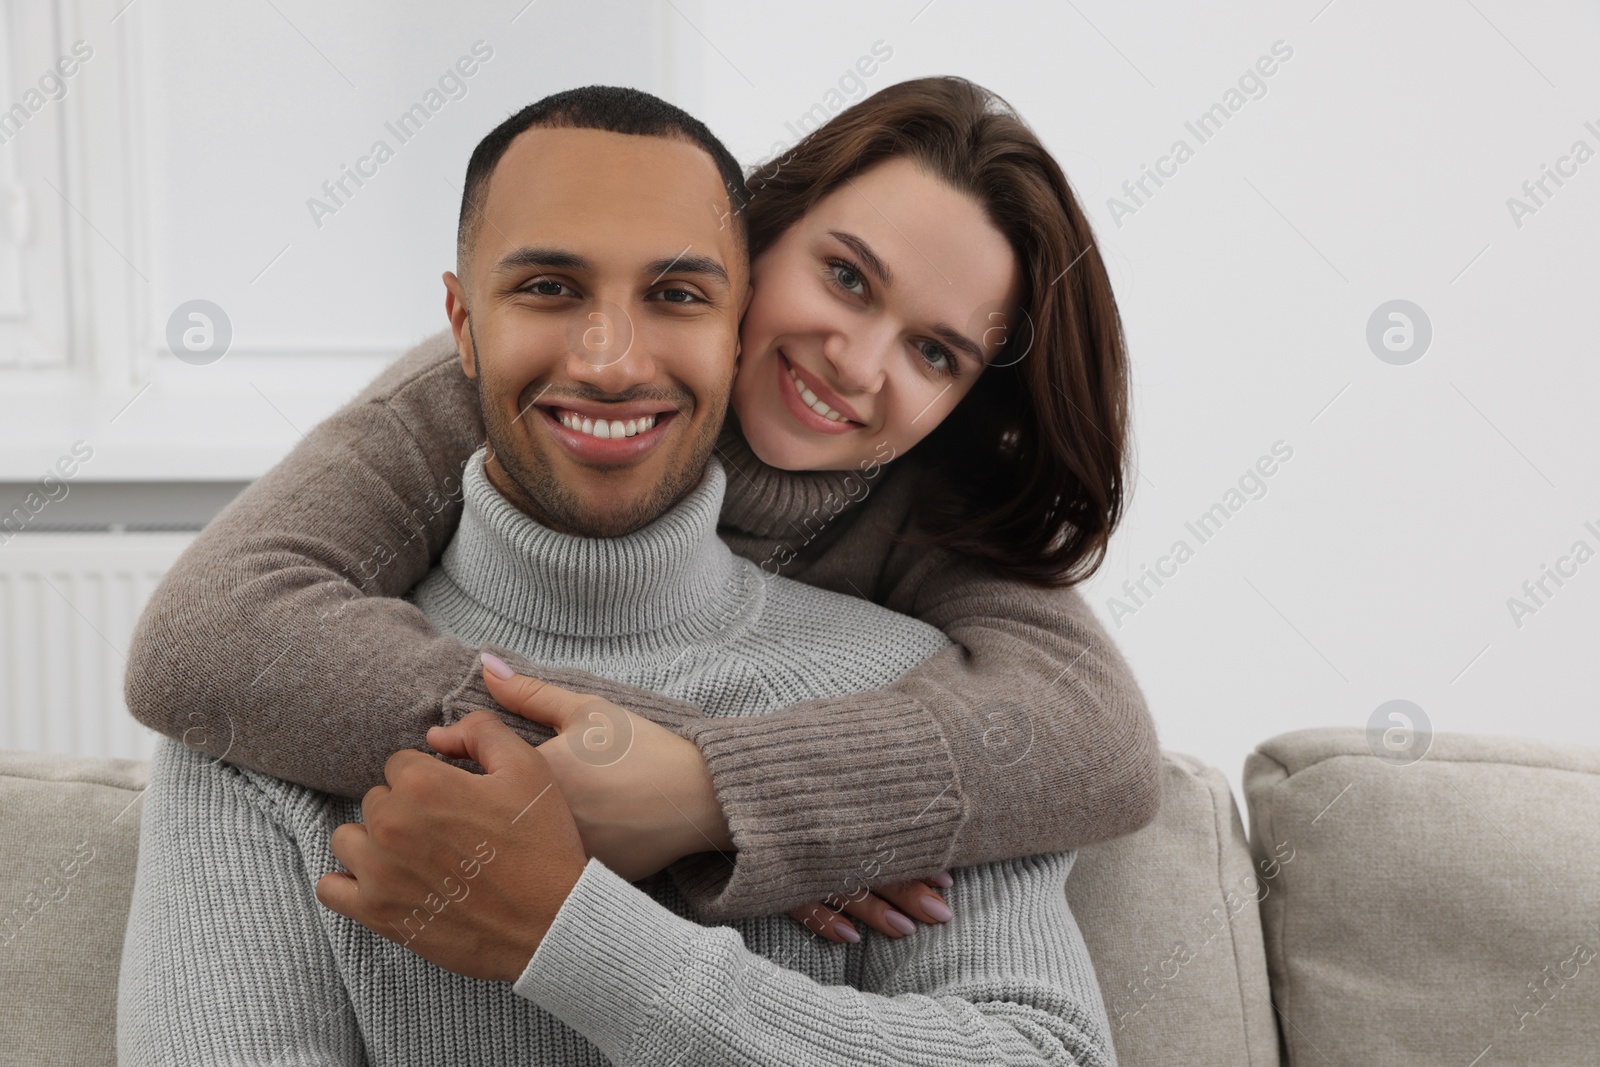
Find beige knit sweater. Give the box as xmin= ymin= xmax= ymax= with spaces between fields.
xmin=123 ymin=329 xmax=1161 ymax=921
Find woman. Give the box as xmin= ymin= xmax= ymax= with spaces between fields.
xmin=125 ymin=76 xmax=1159 ymax=946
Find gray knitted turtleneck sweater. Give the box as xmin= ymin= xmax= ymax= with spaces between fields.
xmin=117 ymin=446 xmax=1117 ymax=1066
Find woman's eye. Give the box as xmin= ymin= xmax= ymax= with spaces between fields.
xmin=831 ymin=262 xmax=865 ymax=295
xmin=918 ymin=340 xmax=956 ymax=375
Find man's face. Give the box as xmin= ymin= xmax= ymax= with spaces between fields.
xmin=445 ymin=126 xmax=747 ymax=538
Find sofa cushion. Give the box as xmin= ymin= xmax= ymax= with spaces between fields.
xmin=1068 ymin=751 xmax=1280 ymax=1066
xmin=5 ymin=745 xmax=1280 ymax=1065
xmin=1244 ymin=727 xmax=1600 ymax=1066
xmin=0 ymin=748 xmax=148 ymax=1067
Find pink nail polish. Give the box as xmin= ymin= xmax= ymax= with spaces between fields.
xmin=831 ymin=921 xmax=860 ymax=943
xmin=481 ymin=651 xmax=515 ymax=680
xmin=922 ymin=897 xmax=953 ymax=922
xmin=884 ymin=909 xmax=916 ymax=936
xmin=930 ymin=870 xmax=953 ymax=888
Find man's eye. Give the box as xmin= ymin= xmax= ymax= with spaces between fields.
xmin=526 ymin=280 xmax=570 ymax=297
xmin=654 ymin=288 xmax=700 ymax=304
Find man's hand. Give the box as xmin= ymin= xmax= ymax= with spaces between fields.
xmin=315 ymin=709 xmax=587 ymax=983
xmin=453 ymin=657 xmax=732 ymax=881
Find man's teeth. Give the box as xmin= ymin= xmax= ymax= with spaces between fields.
xmin=788 ymin=363 xmax=847 ymax=422
xmin=557 ymin=411 xmax=658 ymax=439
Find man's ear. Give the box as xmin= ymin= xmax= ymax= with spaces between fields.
xmin=443 ymin=270 xmax=476 ymax=380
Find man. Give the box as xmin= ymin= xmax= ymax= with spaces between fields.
xmin=117 ymin=86 xmax=1117 ymax=1066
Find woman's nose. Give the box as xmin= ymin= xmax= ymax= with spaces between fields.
xmin=824 ymin=326 xmax=891 ymax=394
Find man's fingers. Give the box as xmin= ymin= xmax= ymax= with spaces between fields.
xmin=327 ymin=818 xmax=375 ymax=872
xmin=444 ymin=708 xmax=547 ymax=780
xmin=314 ymin=870 xmax=360 ymax=920
xmin=425 ymin=724 xmax=471 ymax=759
xmin=379 ymin=746 xmax=444 ymax=793
xmin=316 ymin=869 xmax=427 ymax=951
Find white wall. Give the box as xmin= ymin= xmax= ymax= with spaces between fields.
xmin=3 ymin=0 xmax=1597 ymax=815
xmin=668 ymin=0 xmax=1600 ymax=809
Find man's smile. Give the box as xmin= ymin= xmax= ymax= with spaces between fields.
xmin=536 ymin=403 xmax=680 ymax=465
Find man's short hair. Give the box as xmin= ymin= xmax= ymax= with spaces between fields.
xmin=456 ymin=85 xmax=749 ymax=273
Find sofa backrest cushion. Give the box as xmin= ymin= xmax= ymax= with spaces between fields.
xmin=0 ymin=748 xmax=149 ymax=1067
xmin=3 ymin=746 xmax=1283 ymax=1066
xmin=1068 ymin=751 xmax=1281 ymax=1067
xmin=1244 ymin=727 xmax=1600 ymax=1066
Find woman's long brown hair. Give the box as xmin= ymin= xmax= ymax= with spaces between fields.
xmin=743 ymin=75 xmax=1131 ymax=587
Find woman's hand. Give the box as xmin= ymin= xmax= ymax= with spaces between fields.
xmin=441 ymin=654 xmax=959 ymax=943
xmin=428 ymin=656 xmax=731 ymax=882
xmin=787 ymin=872 xmax=955 ymax=944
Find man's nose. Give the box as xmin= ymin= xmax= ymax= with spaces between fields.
xmin=564 ymin=298 xmax=657 ymax=389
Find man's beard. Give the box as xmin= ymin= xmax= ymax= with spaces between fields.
xmin=470 ymin=324 xmax=728 ymax=538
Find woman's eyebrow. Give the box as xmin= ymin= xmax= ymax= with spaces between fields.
xmin=929 ymin=322 xmax=986 ymax=364
xmin=830 ymin=229 xmax=986 ymax=361
xmin=829 ymin=230 xmax=893 ymax=288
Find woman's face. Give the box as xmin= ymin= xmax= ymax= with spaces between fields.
xmin=732 ymin=156 xmax=1023 ymax=472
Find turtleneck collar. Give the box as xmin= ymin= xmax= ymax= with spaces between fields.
xmin=711 ymin=415 xmax=885 ymax=540
xmin=437 ymin=446 xmax=747 ymax=642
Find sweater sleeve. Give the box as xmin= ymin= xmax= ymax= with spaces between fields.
xmin=125 ymin=328 xmax=1157 ymax=927
xmin=116 ymin=738 xmax=367 ymax=1066
xmin=673 ymin=496 xmax=1163 ymax=919
xmin=123 ymin=331 xmax=707 ymax=800
xmin=516 ymin=852 xmax=1116 ymax=1067
xmin=883 ymin=551 xmax=1163 ymax=861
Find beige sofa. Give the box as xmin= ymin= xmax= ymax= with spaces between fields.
xmin=4 ymin=727 xmax=1597 ymax=1065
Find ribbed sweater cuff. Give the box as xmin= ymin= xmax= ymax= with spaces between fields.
xmin=439 ymin=644 xmax=704 ymax=734
xmin=513 ymin=857 xmax=695 ymax=1063
xmin=675 ymin=695 xmax=966 ymax=920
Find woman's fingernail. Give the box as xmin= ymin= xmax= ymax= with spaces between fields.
xmin=921 ymin=897 xmax=953 ymax=922
xmin=884 ymin=909 xmax=916 ymax=936
xmin=930 ymin=870 xmax=953 ymax=888
xmin=831 ymin=921 xmax=860 ymax=943
xmin=481 ymin=651 xmax=515 ymax=680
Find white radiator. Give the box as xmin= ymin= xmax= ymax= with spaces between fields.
xmin=0 ymin=533 xmax=194 ymax=761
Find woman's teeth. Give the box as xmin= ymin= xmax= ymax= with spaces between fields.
xmin=558 ymin=411 xmax=658 ymax=439
xmin=788 ymin=363 xmax=847 ymax=422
